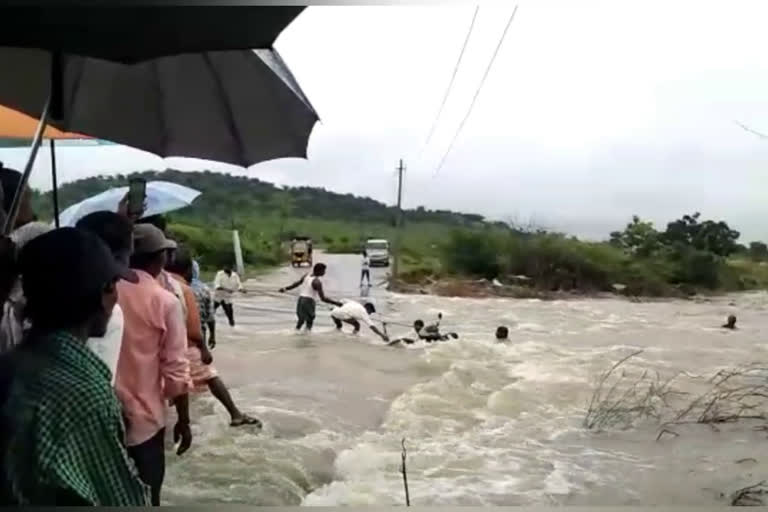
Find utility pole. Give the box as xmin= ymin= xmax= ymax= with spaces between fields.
xmin=393 ymin=158 xmax=405 ymax=280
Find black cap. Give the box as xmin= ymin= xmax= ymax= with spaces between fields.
xmin=20 ymin=227 xmax=138 ymax=302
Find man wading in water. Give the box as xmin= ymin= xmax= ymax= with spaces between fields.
xmin=279 ymin=263 xmax=341 ymax=331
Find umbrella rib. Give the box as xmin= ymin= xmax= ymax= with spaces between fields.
xmin=202 ymin=53 xmax=247 ymax=167
xmin=152 ymin=59 xmax=169 ymax=153
xmin=64 ymin=56 xmax=86 ymax=132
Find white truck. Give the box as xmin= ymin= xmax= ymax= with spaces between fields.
xmin=365 ymin=239 xmax=390 ymax=267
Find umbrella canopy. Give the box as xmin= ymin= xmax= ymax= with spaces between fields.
xmin=0 ymin=105 xmax=85 ymax=142
xmin=0 ymin=47 xmax=319 ymax=168
xmin=0 ymin=6 xmax=304 ymax=64
xmin=58 ymin=181 xmax=201 ymax=228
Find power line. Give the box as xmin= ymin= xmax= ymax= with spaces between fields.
xmin=735 ymin=120 xmax=768 ymax=140
xmin=420 ymin=6 xmax=480 ymax=155
xmin=433 ymin=5 xmax=519 ymax=176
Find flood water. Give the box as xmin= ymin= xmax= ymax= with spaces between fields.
xmin=162 ymin=253 xmax=768 ymax=505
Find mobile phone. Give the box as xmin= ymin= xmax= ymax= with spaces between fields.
xmin=127 ymin=178 xmax=146 ymax=217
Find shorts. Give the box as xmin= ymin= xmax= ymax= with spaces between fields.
xmin=187 ymin=345 xmax=217 ymax=391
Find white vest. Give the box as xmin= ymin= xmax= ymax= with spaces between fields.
xmin=299 ymin=274 xmax=319 ymax=299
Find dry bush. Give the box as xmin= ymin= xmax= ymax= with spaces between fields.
xmin=663 ymin=363 xmax=768 ymax=429
xmin=731 ymin=481 xmax=768 ymax=506
xmin=585 ymin=354 xmax=768 ymax=433
xmin=584 ymin=350 xmax=684 ymax=431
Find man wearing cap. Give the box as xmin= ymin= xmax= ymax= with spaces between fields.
xmin=0 ymin=228 xmax=149 ymax=505
xmin=330 ymin=300 xmax=389 ymax=342
xmin=115 ymin=223 xmax=192 ymax=506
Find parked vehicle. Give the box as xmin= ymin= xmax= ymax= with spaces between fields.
xmin=365 ymin=238 xmax=390 ymax=267
xmin=291 ymin=237 xmax=313 ymax=267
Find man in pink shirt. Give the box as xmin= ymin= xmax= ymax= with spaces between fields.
xmin=115 ymin=223 xmax=192 ymax=506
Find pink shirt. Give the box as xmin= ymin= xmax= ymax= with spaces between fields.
xmin=115 ymin=269 xmax=191 ymax=447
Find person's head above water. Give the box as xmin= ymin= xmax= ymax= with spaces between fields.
xmin=224 ymin=263 xmax=233 ymax=275
xmin=313 ymin=263 xmax=327 ymax=277
xmin=364 ymin=302 xmax=376 ymax=315
xmin=496 ymin=326 xmax=509 ymax=340
xmin=723 ymin=314 xmax=737 ymax=329
xmin=414 ymin=319 xmax=424 ymax=331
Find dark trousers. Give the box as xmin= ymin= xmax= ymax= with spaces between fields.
xmin=214 ymin=301 xmax=235 ymax=327
xmin=296 ymin=296 xmax=316 ymax=330
xmin=127 ymin=428 xmax=166 ymax=506
xmin=361 ymin=269 xmax=370 ymax=284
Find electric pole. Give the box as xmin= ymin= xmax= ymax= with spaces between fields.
xmin=393 ymin=158 xmax=405 ymax=280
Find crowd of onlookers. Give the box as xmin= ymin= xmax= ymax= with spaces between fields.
xmin=0 ymin=163 xmax=259 ymax=505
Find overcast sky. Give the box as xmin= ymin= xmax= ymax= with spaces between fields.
xmin=2 ymin=1 xmax=768 ymax=241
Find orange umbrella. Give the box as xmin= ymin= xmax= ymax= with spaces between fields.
xmin=0 ymin=105 xmax=92 ymax=227
xmin=0 ymin=104 xmax=86 ymax=141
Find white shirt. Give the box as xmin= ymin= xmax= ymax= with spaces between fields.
xmin=214 ymin=270 xmax=242 ymax=302
xmin=362 ymin=256 xmax=370 ymax=269
xmin=331 ymin=300 xmax=372 ymax=328
xmin=299 ymin=274 xmax=319 ymax=299
xmin=85 ymin=303 xmax=124 ymax=385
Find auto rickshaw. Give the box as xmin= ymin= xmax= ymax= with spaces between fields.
xmin=290 ymin=237 xmax=313 ymax=267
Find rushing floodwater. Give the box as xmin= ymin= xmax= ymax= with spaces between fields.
xmin=162 ymin=254 xmax=768 ymax=505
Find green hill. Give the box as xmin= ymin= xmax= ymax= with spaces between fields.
xmin=30 ymin=169 xmax=501 ymax=273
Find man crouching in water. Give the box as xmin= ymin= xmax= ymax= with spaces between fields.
xmin=279 ymin=263 xmax=342 ymax=331
xmin=331 ymin=300 xmax=389 ymax=342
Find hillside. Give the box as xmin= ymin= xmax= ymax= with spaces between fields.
xmin=31 ymin=169 xmax=495 ymax=230
xmin=30 ymin=169 xmax=501 ymax=272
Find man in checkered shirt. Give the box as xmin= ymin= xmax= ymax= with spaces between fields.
xmin=0 ymin=228 xmax=149 ymax=505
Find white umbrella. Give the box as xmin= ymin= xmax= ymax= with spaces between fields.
xmin=58 ymin=180 xmax=201 ymax=227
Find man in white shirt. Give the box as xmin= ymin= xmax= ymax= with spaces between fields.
xmin=214 ymin=265 xmax=243 ymax=327
xmin=331 ymin=300 xmax=389 ymax=342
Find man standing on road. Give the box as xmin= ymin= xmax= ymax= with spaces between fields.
xmin=214 ymin=265 xmax=242 ymax=327
xmin=279 ymin=263 xmax=342 ymax=332
xmin=116 ymin=223 xmax=192 ymax=506
xmin=360 ymin=250 xmax=371 ymax=287
xmin=331 ymin=300 xmax=388 ymax=342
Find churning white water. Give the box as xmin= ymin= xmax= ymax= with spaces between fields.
xmin=162 ymin=254 xmax=768 ymax=505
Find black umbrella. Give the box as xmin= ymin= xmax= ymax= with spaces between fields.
xmin=0 ymin=6 xmax=304 ymax=63
xmin=0 ymin=48 xmax=319 ymax=232
xmin=0 ymin=6 xmax=309 ymax=233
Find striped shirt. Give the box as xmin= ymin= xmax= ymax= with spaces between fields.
xmin=0 ymin=331 xmax=149 ymax=505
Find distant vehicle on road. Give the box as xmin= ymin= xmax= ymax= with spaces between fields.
xmin=365 ymin=238 xmax=390 ymax=267
xmin=291 ymin=237 xmax=313 ymax=267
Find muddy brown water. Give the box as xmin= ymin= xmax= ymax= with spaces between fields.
xmin=162 ymin=253 xmax=768 ymax=505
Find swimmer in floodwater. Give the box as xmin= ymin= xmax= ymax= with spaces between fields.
xmin=722 ymin=314 xmax=737 ymax=330
xmin=387 ymin=316 xmax=459 ymax=346
xmin=496 ymin=326 xmax=509 ymax=341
